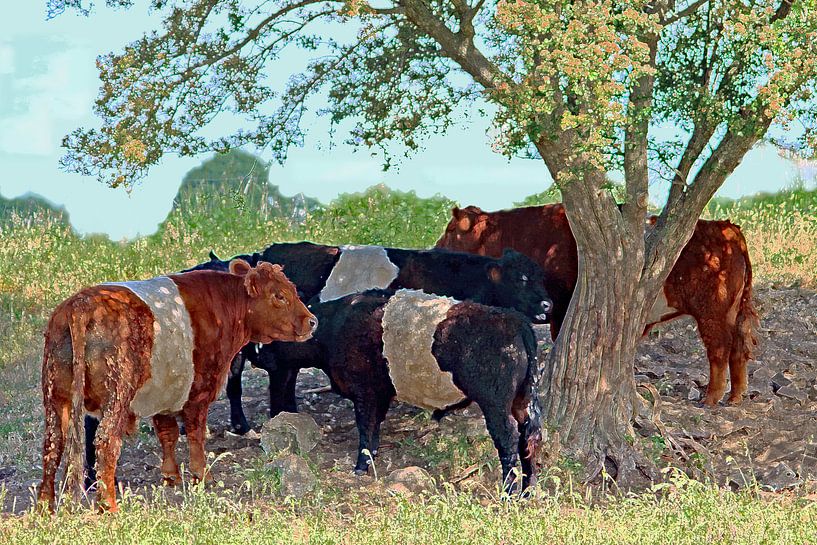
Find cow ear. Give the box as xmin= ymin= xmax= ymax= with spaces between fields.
xmin=229 ymin=259 xmax=252 ymax=277
xmin=244 ymin=271 xmax=261 ymax=298
xmin=209 ymin=250 xmax=220 ymax=261
xmin=486 ymin=263 xmax=502 ymax=283
xmin=451 ymin=206 xmax=461 ymax=218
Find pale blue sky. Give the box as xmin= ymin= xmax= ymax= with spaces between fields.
xmin=1 ymin=3 xmax=814 ymax=239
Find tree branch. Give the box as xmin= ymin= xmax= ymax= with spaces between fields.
xmin=661 ymin=0 xmax=709 ymax=25
xmin=622 ymin=37 xmax=658 ymax=233
xmin=180 ymin=0 xmax=338 ymax=75
xmin=399 ymin=0 xmax=504 ymax=89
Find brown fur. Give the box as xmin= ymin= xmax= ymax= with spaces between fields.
xmin=38 ymin=261 xmax=315 ymax=512
xmin=436 ymin=204 xmax=759 ymax=406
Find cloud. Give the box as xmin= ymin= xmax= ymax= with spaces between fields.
xmin=0 ymin=45 xmax=13 ymax=75
xmin=0 ymin=49 xmax=97 ymax=156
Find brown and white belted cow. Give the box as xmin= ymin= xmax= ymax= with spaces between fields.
xmin=38 ymin=260 xmax=316 ymax=512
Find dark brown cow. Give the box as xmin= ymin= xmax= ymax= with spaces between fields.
xmin=437 ymin=204 xmax=759 ymax=407
xmin=38 ymin=260 xmax=316 ymax=512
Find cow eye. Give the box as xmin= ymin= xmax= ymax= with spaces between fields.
xmin=274 ymin=293 xmax=287 ymax=303
xmin=521 ymin=275 xmax=528 ymax=282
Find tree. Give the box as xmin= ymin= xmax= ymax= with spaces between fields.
xmin=53 ymin=0 xmax=817 ymax=484
xmin=174 ymin=149 xmax=320 ymax=220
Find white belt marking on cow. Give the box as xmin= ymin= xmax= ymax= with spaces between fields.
xmin=381 ymin=289 xmax=467 ymax=410
xmin=319 ymin=245 xmax=399 ymax=303
xmin=646 ymin=291 xmax=680 ymax=325
xmin=104 ymin=277 xmax=196 ymax=417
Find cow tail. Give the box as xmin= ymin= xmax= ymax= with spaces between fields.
xmin=522 ymin=326 xmax=543 ymax=461
xmin=65 ymin=305 xmax=90 ymax=503
xmin=734 ymin=226 xmax=760 ymax=364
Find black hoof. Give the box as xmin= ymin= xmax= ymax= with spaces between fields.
xmin=231 ymin=420 xmax=251 ymax=435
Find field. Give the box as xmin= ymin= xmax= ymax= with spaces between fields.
xmin=0 ymin=185 xmax=816 ymax=543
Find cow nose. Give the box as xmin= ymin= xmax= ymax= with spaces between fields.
xmin=540 ymin=300 xmax=553 ymax=314
xmin=309 ymin=317 xmax=318 ymax=331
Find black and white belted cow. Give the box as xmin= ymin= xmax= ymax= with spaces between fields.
xmin=268 ymin=288 xmax=544 ymax=494
xmin=187 ymin=242 xmax=553 ymax=432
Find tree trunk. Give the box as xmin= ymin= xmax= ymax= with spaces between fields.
xmin=538 ymin=168 xmax=666 ymax=487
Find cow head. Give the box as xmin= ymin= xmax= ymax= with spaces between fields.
xmin=229 ymin=259 xmax=318 ymax=344
xmin=479 ymin=249 xmax=553 ymax=324
xmin=436 ymin=206 xmax=498 ymax=253
xmin=184 ymin=250 xmax=257 ymax=273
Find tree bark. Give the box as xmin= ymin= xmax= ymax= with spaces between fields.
xmin=537 ymin=167 xmax=662 ymax=486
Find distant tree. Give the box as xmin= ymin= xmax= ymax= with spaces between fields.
xmin=0 ymin=192 xmax=68 ymax=225
xmin=174 ymin=149 xmax=321 ymax=220
xmin=53 ymin=0 xmax=817 ymax=484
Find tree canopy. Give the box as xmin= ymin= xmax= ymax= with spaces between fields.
xmin=54 ymin=0 xmax=817 ymax=197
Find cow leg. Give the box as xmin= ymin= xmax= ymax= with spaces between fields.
xmin=152 ymin=414 xmax=181 ymax=485
xmin=182 ymin=405 xmax=211 ymax=484
xmin=698 ymin=320 xmax=733 ymax=407
xmin=268 ymin=366 xmax=300 ymax=417
xmin=479 ymin=402 xmax=521 ymax=495
xmin=352 ymin=394 xmax=391 ymax=475
xmin=512 ymin=401 xmax=537 ymax=492
xmin=37 ymin=394 xmax=70 ymax=511
xmin=94 ymin=409 xmax=130 ymax=513
xmin=726 ymin=343 xmax=749 ymax=405
xmin=225 ymin=353 xmax=250 ymax=435
xmin=84 ymin=415 xmax=99 ymax=491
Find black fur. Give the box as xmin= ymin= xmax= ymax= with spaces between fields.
xmin=269 ymin=290 xmax=542 ymax=493
xmin=200 ymin=242 xmax=551 ymax=433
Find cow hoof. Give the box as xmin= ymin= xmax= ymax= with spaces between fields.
xmin=353 ymin=468 xmax=368 ymax=476
xmin=231 ymin=422 xmax=251 ymax=435
xmin=726 ymin=394 xmax=744 ymax=405
xmin=162 ymin=474 xmax=181 ymax=487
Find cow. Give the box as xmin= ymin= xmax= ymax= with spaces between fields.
xmin=267 ymin=288 xmax=543 ymax=494
xmin=186 ymin=242 xmax=553 ymax=432
xmin=436 ymin=204 xmax=760 ymax=407
xmin=38 ymin=260 xmax=316 ymax=512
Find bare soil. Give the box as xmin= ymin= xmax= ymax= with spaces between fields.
xmin=1 ymin=285 xmax=815 ymax=512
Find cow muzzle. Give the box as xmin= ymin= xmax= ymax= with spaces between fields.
xmin=535 ymin=299 xmax=553 ymax=323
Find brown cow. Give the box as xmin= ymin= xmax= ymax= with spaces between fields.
xmin=437 ymin=204 xmax=759 ymax=407
xmin=38 ymin=260 xmax=316 ymax=512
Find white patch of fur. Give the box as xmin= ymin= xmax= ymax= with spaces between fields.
xmin=319 ymin=245 xmax=399 ymax=302
xmin=647 ymin=291 xmax=679 ymax=325
xmin=104 ymin=277 xmax=195 ymax=417
xmin=381 ymin=289 xmax=467 ymax=410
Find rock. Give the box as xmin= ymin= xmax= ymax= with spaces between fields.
xmin=776 ymin=385 xmax=807 ymax=403
xmin=751 ymin=365 xmax=773 ymax=381
xmin=687 ymin=385 xmax=701 ymax=401
xmin=760 ymin=462 xmax=802 ymax=492
xmin=770 ymin=372 xmax=792 ymax=392
xmin=260 ymin=412 xmax=322 ymax=455
xmin=384 ymin=466 xmax=435 ymax=495
xmin=268 ymin=454 xmax=317 ymax=498
xmin=453 ymin=415 xmax=489 ymax=439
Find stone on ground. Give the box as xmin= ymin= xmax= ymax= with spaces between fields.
xmin=268 ymin=454 xmax=317 ymax=498
xmin=260 ymin=412 xmax=321 ymax=455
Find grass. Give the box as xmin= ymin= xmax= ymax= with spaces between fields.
xmin=704 ymin=189 xmax=817 ymax=287
xmin=1 ymin=476 xmax=816 ymax=544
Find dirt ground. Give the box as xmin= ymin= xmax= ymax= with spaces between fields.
xmin=1 ymin=284 xmax=815 ymax=512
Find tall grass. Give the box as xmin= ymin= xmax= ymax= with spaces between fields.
xmin=704 ymin=189 xmax=817 ymax=287
xmin=1 ymin=476 xmax=815 ymax=544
